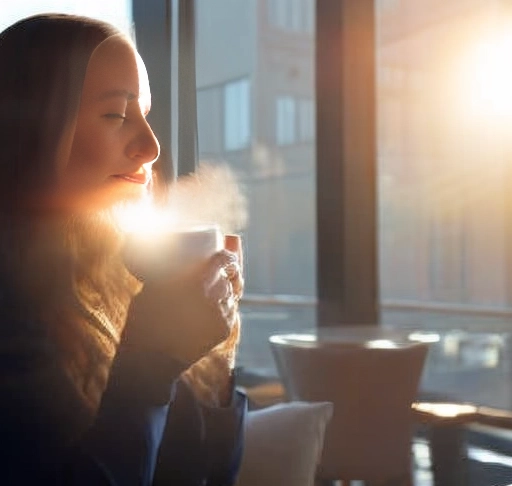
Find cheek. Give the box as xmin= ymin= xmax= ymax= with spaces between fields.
xmin=67 ymin=124 xmax=118 ymax=180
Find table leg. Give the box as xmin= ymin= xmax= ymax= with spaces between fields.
xmin=428 ymin=424 xmax=469 ymax=486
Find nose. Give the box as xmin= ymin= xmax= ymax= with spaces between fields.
xmin=126 ymin=118 xmax=160 ymax=164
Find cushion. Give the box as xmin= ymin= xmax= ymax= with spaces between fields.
xmin=236 ymin=401 xmax=334 ymax=486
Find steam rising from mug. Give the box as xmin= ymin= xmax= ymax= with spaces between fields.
xmin=121 ymin=162 xmax=248 ymax=279
xmin=167 ymin=162 xmax=248 ymax=234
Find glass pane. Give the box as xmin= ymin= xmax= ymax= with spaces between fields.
xmin=0 ymin=0 xmax=132 ymax=34
xmin=196 ymin=0 xmax=316 ymax=375
xmin=377 ymin=0 xmax=512 ymax=408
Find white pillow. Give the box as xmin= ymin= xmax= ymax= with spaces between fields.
xmin=236 ymin=401 xmax=334 ymax=486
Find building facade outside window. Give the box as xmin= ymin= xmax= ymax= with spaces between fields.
xmin=267 ymin=0 xmax=314 ymax=33
xmin=276 ymin=95 xmax=296 ymax=146
xmin=223 ymin=78 xmax=251 ymax=152
xmin=197 ymin=85 xmax=223 ymax=156
xmin=276 ymin=95 xmax=314 ymax=146
xmin=298 ymin=97 xmax=314 ymax=142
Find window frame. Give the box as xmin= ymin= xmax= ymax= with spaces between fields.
xmin=315 ymin=0 xmax=378 ymax=326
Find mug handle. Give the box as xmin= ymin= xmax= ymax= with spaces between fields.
xmin=224 ymin=234 xmax=243 ymax=271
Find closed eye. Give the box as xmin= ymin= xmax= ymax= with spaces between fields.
xmin=103 ymin=113 xmax=127 ymax=120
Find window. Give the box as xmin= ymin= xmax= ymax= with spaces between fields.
xmin=134 ymin=0 xmax=512 ymax=474
xmin=276 ymin=95 xmax=314 ymax=146
xmin=136 ymin=0 xmax=512 ymax=409
xmin=223 ymin=78 xmax=251 ymax=152
xmin=198 ymin=79 xmax=252 ymax=155
xmin=196 ymin=0 xmax=316 ymax=374
xmin=276 ymin=96 xmax=296 ymax=145
xmin=377 ymin=0 xmax=512 ymax=409
xmin=267 ymin=0 xmax=314 ymax=34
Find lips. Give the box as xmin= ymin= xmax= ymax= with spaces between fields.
xmin=113 ymin=167 xmax=150 ymax=185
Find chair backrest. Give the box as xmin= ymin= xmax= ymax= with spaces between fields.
xmin=270 ymin=339 xmax=428 ymax=482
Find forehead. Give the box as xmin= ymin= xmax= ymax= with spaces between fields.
xmin=80 ymin=35 xmax=150 ymax=104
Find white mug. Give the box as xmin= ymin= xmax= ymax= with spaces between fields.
xmin=124 ymin=224 xmax=223 ymax=280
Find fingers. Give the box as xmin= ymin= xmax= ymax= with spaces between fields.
xmin=202 ymin=250 xmax=238 ymax=286
xmin=125 ymin=242 xmax=245 ymax=368
xmin=203 ymin=251 xmax=243 ymax=294
xmin=227 ymin=263 xmax=244 ymax=299
xmin=202 ymin=249 xmax=244 ymax=328
xmin=224 ymin=235 xmax=244 ymax=297
xmin=206 ymin=266 xmax=237 ymax=324
xmin=207 ymin=273 xmax=233 ymax=303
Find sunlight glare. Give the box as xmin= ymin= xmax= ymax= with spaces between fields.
xmin=463 ymin=30 xmax=512 ymax=122
xmin=413 ymin=402 xmax=477 ymax=418
xmin=364 ymin=339 xmax=397 ymax=349
xmin=408 ymin=332 xmax=440 ymax=344
xmin=114 ymin=196 xmax=179 ymax=243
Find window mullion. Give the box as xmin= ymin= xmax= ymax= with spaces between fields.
xmin=316 ymin=0 xmax=379 ymax=326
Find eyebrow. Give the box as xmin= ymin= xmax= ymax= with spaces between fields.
xmin=97 ymin=89 xmax=137 ymax=102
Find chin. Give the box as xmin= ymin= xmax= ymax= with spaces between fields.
xmin=74 ymin=183 xmax=149 ymax=212
xmin=107 ymin=184 xmax=149 ymax=206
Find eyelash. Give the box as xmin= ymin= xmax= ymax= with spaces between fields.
xmin=104 ymin=113 xmax=127 ymax=120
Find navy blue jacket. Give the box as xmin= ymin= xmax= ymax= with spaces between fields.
xmin=0 ymin=312 xmax=246 ymax=485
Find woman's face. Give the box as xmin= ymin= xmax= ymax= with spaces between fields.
xmin=60 ymin=35 xmax=160 ymax=209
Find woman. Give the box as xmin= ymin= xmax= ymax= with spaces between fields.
xmin=0 ymin=13 xmax=245 ymax=485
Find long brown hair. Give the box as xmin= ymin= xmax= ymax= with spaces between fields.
xmin=0 ymin=14 xmax=141 ymax=421
xmin=0 ymin=14 xmax=120 ymax=210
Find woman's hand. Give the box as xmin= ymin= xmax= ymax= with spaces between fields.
xmin=181 ymin=235 xmax=244 ymax=406
xmin=123 ymin=248 xmax=243 ymax=370
xmin=208 ymin=234 xmax=244 ymax=368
